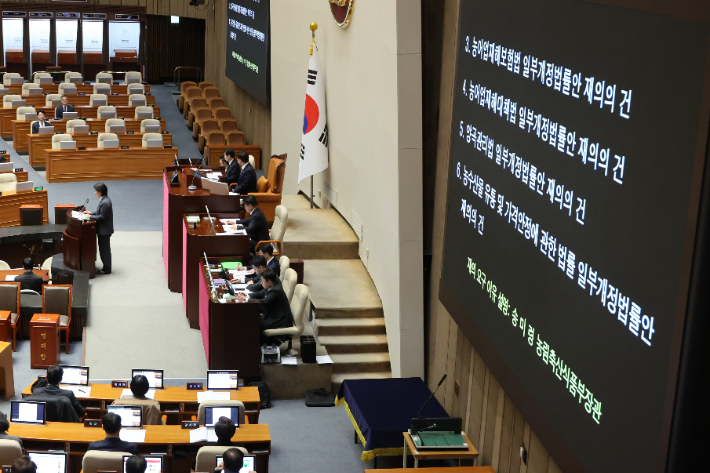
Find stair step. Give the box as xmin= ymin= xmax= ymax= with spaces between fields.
xmin=315 ymin=318 xmax=386 ymax=336
xmin=331 ymin=372 xmax=392 ymax=394
xmin=317 ymin=334 xmax=389 ymax=354
xmin=330 ymin=352 xmax=391 ymax=374
xmin=314 ymin=307 xmax=384 ymax=319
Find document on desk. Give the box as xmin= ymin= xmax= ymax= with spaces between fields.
xmin=121 ymin=389 xmax=155 ymax=399
xmin=64 ymin=386 xmax=92 ymax=397
xmin=196 ymin=390 xmax=231 ymax=403
xmin=71 ymin=211 xmax=83 ymax=220
xmin=189 ymin=427 xmax=219 ymax=443
xmin=281 ymin=356 xmax=298 ymax=366
xmin=206 ymin=172 xmax=222 ymax=180
xmin=4 ymin=275 xmax=17 ymax=281
xmin=120 ymin=429 xmax=147 ymax=443
xmin=316 ymin=355 xmax=334 ymax=364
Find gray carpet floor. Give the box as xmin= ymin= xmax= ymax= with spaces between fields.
xmin=0 ymin=84 xmax=385 ymax=472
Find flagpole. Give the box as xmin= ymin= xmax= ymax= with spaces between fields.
xmin=309 ymin=22 xmax=318 ymax=209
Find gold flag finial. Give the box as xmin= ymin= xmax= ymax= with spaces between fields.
xmin=310 ymin=22 xmax=318 ymax=55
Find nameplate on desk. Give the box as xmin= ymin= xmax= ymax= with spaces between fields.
xmin=37 ymin=317 xmax=52 ymax=321
xmin=121 ymin=146 xmax=129 ymax=149
xmin=162 ymin=131 xmax=168 ymax=134
xmin=14 ymin=168 xmax=22 ymax=172
xmin=34 ymin=187 xmax=43 ymax=191
xmin=0 ymin=150 xmax=6 ymax=154
xmin=111 ymin=92 xmax=118 ymax=95
xmin=164 ymin=145 xmax=171 ymax=149
xmin=84 ymin=419 xmax=102 ymax=428
xmin=182 ymin=421 xmax=199 ymax=429
xmin=91 ymin=131 xmax=98 ymax=135
xmin=78 ymin=147 xmax=86 ymax=150
xmin=187 ymin=382 xmax=203 ymax=390
xmin=112 ymin=380 xmax=128 ymax=388
xmin=127 ymin=131 xmax=134 ymax=134
xmin=78 ymin=92 xmax=86 ymax=96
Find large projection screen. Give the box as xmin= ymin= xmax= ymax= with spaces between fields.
xmin=439 ymin=1 xmax=710 ymax=472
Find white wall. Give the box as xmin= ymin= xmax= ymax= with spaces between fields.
xmin=271 ymin=0 xmax=424 ymax=378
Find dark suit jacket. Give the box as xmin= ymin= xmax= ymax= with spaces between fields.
xmin=250 ymin=283 xmax=293 ymax=330
xmin=14 ymin=270 xmax=43 ymax=293
xmin=25 ymin=393 xmax=80 ymax=423
xmin=87 ymin=436 xmax=140 ymax=455
xmin=236 ymin=207 xmax=269 ymax=249
xmin=267 ymin=257 xmax=280 ymax=277
xmin=233 ymin=163 xmax=257 ymax=195
xmin=225 ymin=159 xmax=240 ymax=185
xmin=0 ymin=431 xmax=23 ymax=449
xmin=31 ymin=385 xmax=86 ymax=418
xmin=90 ymin=196 xmax=114 ymax=236
xmin=31 ymin=120 xmax=52 ymax=134
xmin=55 ymin=104 xmax=74 ymax=119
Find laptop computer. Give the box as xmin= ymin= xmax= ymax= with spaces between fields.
xmin=100 ymin=111 xmax=117 ymax=119
xmin=11 ymin=99 xmax=26 ymax=108
xmin=28 ymin=452 xmax=67 ymax=473
xmin=136 ymin=111 xmax=153 ymax=120
xmin=207 ymin=370 xmax=239 ymax=390
xmin=0 ymin=163 xmax=13 ymax=172
xmin=16 ymin=181 xmax=34 ymax=192
xmin=69 ymin=76 xmax=83 ymax=84
xmin=23 ymin=112 xmax=37 ymax=122
xmin=102 ymin=139 xmax=119 ymax=149
xmin=92 ymin=98 xmax=107 ymax=107
xmin=106 ymin=405 xmax=143 ymax=428
xmin=215 ymin=455 xmax=255 ymax=473
xmin=9 ymin=77 xmax=24 ymax=85
xmin=58 ymin=365 xmax=89 ymax=386
xmin=59 ymin=140 xmax=77 ymax=150
xmin=28 ymin=88 xmax=43 ymax=95
xmin=10 ymin=401 xmax=46 ymax=425
xmin=109 ymin=124 xmax=126 ymax=134
xmin=98 ymin=76 xmax=112 ymax=84
xmin=123 ymin=456 xmax=161 ymax=473
xmin=38 ymin=77 xmax=53 ymax=85
xmin=204 ymin=406 xmax=240 ymax=428
xmin=131 ymin=369 xmax=164 ymax=389
xmin=143 ymin=124 xmax=160 ymax=133
xmin=95 ymin=86 xmax=110 ymax=95
xmin=38 ymin=126 xmax=54 ymax=135
xmin=72 ymin=125 xmax=89 ymax=134
xmin=62 ymin=111 xmax=78 ymax=120
xmin=145 ymin=139 xmax=162 ymax=148
xmin=61 ymin=86 xmax=77 ymax=95
xmin=131 ymin=98 xmax=146 ymax=107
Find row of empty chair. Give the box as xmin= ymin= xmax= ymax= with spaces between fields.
xmin=3 ymin=71 xmax=143 ymax=86
xmin=13 ymin=105 xmax=157 ymax=121
xmin=49 ymin=132 xmax=166 ymax=149
xmin=3 ymin=92 xmax=151 ymax=109
xmin=3 ymin=82 xmax=148 ymax=97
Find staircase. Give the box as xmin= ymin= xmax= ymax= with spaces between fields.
xmin=282 ymin=196 xmax=392 ymax=393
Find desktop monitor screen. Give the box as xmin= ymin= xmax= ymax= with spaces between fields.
xmin=145 ymin=139 xmax=163 ymax=148
xmin=207 ymin=370 xmax=239 ymax=390
xmin=204 ymin=406 xmax=240 ymax=428
xmin=69 ymin=76 xmax=83 ymax=84
xmin=12 ymin=100 xmax=26 ymax=108
xmin=92 ymin=99 xmax=107 ymax=107
xmin=123 ymin=456 xmax=161 ymax=473
xmin=126 ymin=77 xmax=141 ymax=85
xmin=72 ymin=125 xmax=89 ymax=134
xmin=28 ymin=88 xmax=43 ymax=95
xmin=100 ymin=111 xmax=117 ymax=119
xmin=102 ymin=139 xmax=119 ymax=149
xmin=107 ymin=405 xmax=143 ymax=428
xmin=131 ymin=98 xmax=146 ymax=107
xmin=10 ymin=401 xmax=46 ymax=424
xmin=62 ymin=87 xmax=77 ymax=95
xmin=28 ymin=452 xmax=67 ymax=473
xmin=136 ymin=111 xmax=153 ymax=120
xmin=215 ymin=455 xmax=254 ymax=473
xmin=39 ymin=77 xmax=53 ymax=85
xmin=59 ymin=365 xmax=89 ymax=386
xmin=131 ymin=369 xmax=164 ymax=389
xmin=38 ymin=126 xmax=54 ymax=135
xmin=59 ymin=141 xmax=77 ymax=150
xmin=23 ymin=113 xmax=37 ymax=122
xmin=98 ymin=77 xmax=111 ymax=84
xmin=51 ymin=99 xmax=61 ymax=108
xmin=109 ymin=124 xmax=126 ymax=134
xmin=143 ymin=124 xmax=160 ymax=133
xmin=62 ymin=112 xmax=78 ymax=120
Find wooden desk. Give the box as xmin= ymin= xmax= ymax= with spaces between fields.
xmin=45 ymin=147 xmax=177 ymax=183
xmin=9 ymin=422 xmax=271 ymax=473
xmin=183 ymin=215 xmax=250 ymax=327
xmin=0 ymin=341 xmax=15 ymax=400
xmin=28 ymin=132 xmax=173 ymax=167
xmin=163 ymin=167 xmax=242 ymax=293
xmin=367 ymin=468 xmax=494 ymax=473
xmin=0 ymin=269 xmax=50 ymax=282
xmin=402 ymin=432 xmax=479 ymax=468
xmin=21 ymin=383 xmax=262 ymax=424
xmin=0 ymin=190 xmax=49 ymax=228
xmin=205 ymin=144 xmax=262 ymax=170
xmin=0 ymin=169 xmax=28 ymax=183
xmin=6 ymin=84 xmax=152 ymax=96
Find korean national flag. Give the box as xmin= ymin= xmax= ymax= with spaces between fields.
xmin=298 ymin=45 xmax=329 ymax=183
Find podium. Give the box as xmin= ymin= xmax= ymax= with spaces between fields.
xmin=30 ymin=313 xmax=60 ymax=369
xmin=63 ymin=210 xmax=97 ymax=278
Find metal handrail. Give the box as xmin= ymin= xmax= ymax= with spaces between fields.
xmin=173 ymin=66 xmax=203 ymax=87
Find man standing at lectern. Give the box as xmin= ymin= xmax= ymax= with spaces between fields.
xmin=83 ymin=182 xmax=113 ymax=275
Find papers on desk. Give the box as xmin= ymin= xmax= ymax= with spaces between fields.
xmin=205 ymin=172 xmax=222 ymax=180
xmin=71 ymin=211 xmax=83 ymax=220
xmin=64 ymin=386 xmax=92 ymax=397
xmin=196 ymin=390 xmax=231 ymax=403
xmin=316 ymin=355 xmax=334 ymax=365
xmin=4 ymin=275 xmax=17 ymax=281
xmin=281 ymin=356 xmax=298 ymax=366
xmin=120 ymin=389 xmax=155 ymax=399
xmin=119 ymin=429 xmax=146 ymax=443
xmin=189 ymin=427 xmax=218 ymax=443
xmin=219 ymin=227 xmax=247 ymax=235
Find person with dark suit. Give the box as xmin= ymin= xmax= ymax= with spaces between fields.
xmin=11 ymin=457 xmax=35 ymax=473
xmin=214 ymin=448 xmax=249 ymax=473
xmin=87 ymin=413 xmax=140 ymax=455
xmin=205 ymin=417 xmax=244 ymax=447
xmin=0 ymin=417 xmax=23 ymax=449
xmin=54 ymin=95 xmax=74 ymax=120
xmin=30 ymin=110 xmax=51 ymax=134
xmin=222 ymin=149 xmax=241 ymax=186
xmin=32 ymin=365 xmax=86 ymax=418
xmin=225 ymin=195 xmax=269 ymax=253
xmin=230 ymin=255 xmax=268 ymax=292
xmin=232 ymin=151 xmax=257 ymax=195
xmin=237 ymin=270 xmax=293 ymax=340
xmin=230 ymin=244 xmax=280 ymax=278
xmin=125 ymin=456 xmax=147 ymax=473
xmin=14 ymin=257 xmax=43 ymax=293
xmin=84 ymin=182 xmax=113 ymax=275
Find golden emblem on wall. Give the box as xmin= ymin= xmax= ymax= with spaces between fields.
xmin=329 ymin=0 xmax=354 ymax=28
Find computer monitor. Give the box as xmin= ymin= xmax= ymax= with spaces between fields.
xmin=145 ymin=139 xmax=163 ymax=148
xmin=28 ymin=452 xmax=67 ymax=473
xmin=136 ymin=111 xmax=153 ymax=120
xmin=23 ymin=112 xmax=37 ymax=122
xmin=62 ymin=87 xmax=77 ymax=95
xmin=131 ymin=369 xmax=164 ymax=389
xmin=10 ymin=77 xmax=24 ymax=85
xmin=109 ymin=124 xmax=126 ymax=134
xmin=59 ymin=140 xmax=77 ymax=150
xmin=16 ymin=181 xmax=33 ymax=192
xmin=102 ymin=139 xmax=119 ymax=149
xmin=28 ymin=88 xmax=43 ymax=95
xmin=131 ymin=98 xmax=146 ymax=107
xmin=62 ymin=112 xmax=78 ymax=120
xmin=10 ymin=401 xmax=46 ymax=424
xmin=207 ymin=370 xmax=239 ymax=390
xmin=51 ymin=99 xmax=61 ymax=108
xmin=215 ymin=455 xmax=254 ymax=473
xmin=100 ymin=111 xmax=117 ymax=119
xmin=143 ymin=124 xmax=160 ymax=133
xmin=58 ymin=365 xmax=89 ymax=386
xmin=92 ymin=98 xmax=107 ymax=107
xmin=11 ymin=100 xmax=26 ymax=108
xmin=98 ymin=76 xmax=112 ymax=84
xmin=0 ymin=163 xmax=13 ymax=172
xmin=123 ymin=456 xmax=162 ymax=473
xmin=126 ymin=77 xmax=141 ymax=85
xmin=106 ymin=405 xmax=143 ymax=428
xmin=38 ymin=126 xmax=54 ymax=135
xmin=72 ymin=125 xmax=89 ymax=134
xmin=203 ymin=406 xmax=240 ymax=428
xmin=69 ymin=76 xmax=83 ymax=84
xmin=38 ymin=77 xmax=53 ymax=85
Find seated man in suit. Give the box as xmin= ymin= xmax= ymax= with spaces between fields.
xmin=215 ymin=448 xmax=249 ymax=473
xmin=232 ymin=151 xmax=257 ymax=195
xmin=125 ymin=456 xmax=147 ymax=473
xmin=237 ymin=269 xmax=293 ymax=342
xmin=0 ymin=417 xmax=23 ymax=449
xmin=224 ymin=195 xmax=269 ymax=253
xmin=206 ymin=417 xmax=244 ymax=447
xmin=230 ymin=244 xmax=278 ymax=276
xmin=11 ymin=457 xmax=36 ymax=473
xmin=54 ymin=95 xmax=74 ymax=120
xmin=14 ymin=257 xmax=43 ymax=293
xmin=87 ymin=412 xmax=140 ymax=455
xmin=32 ymin=365 xmax=86 ymax=418
xmin=230 ymin=255 xmax=267 ymax=292
xmin=112 ymin=374 xmax=164 ymax=425
xmin=30 ymin=110 xmax=51 ymax=134
xmin=221 ymin=149 xmax=240 ymax=186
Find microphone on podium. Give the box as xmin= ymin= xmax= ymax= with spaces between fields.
xmin=78 ymin=199 xmax=89 ymax=211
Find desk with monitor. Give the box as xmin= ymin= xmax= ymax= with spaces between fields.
xmin=5 ymin=83 xmax=152 ymax=96
xmin=0 ymin=189 xmax=49 ymax=228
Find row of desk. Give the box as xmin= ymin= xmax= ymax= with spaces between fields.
xmin=2 ymin=92 xmax=156 ymax=109
xmin=3 ymin=84 xmax=151 ymax=96
xmin=0 ymin=189 xmax=48 ymax=227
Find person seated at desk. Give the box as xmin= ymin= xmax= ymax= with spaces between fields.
xmin=111 ymin=374 xmax=164 ymax=425
xmin=125 ymin=455 xmax=147 ymax=473
xmin=0 ymin=417 xmax=23 ymax=449
xmin=224 ymin=195 xmax=269 ymax=254
xmin=14 ymin=257 xmax=43 ymax=293
xmin=30 ymin=110 xmax=51 ymax=134
xmin=230 ymin=255 xmax=268 ymax=292
xmin=232 ymin=151 xmax=257 ymax=195
xmin=87 ymin=412 xmax=140 ymax=455
xmin=231 ymin=244 xmax=279 ymax=277
xmin=236 ymin=269 xmax=293 ymax=343
xmin=215 ymin=447 xmax=253 ymax=473
xmin=32 ymin=365 xmax=86 ymax=418
xmin=206 ymin=417 xmax=244 ymax=447
xmin=55 ymin=95 xmax=74 ymax=120
xmin=12 ymin=457 xmax=36 ymax=473
xmin=221 ymin=149 xmax=240 ymax=186
xmin=219 ymin=156 xmax=229 ymax=173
